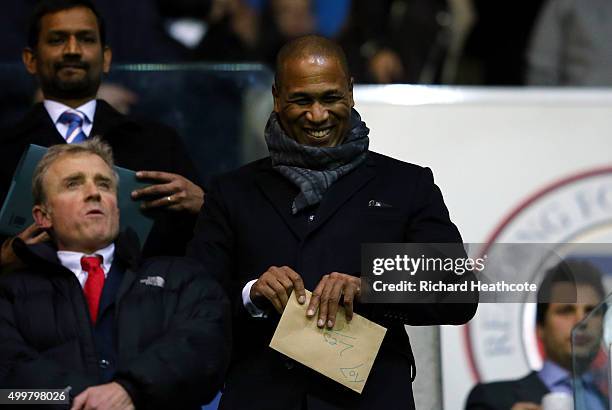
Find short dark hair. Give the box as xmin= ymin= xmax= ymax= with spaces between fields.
xmin=274 ymin=35 xmax=350 ymax=89
xmin=536 ymin=259 xmax=606 ymax=326
xmin=27 ymin=0 xmax=106 ymax=49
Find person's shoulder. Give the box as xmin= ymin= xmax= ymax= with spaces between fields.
xmin=138 ymin=255 xmax=201 ymax=275
xmin=0 ymin=266 xmax=50 ymax=295
xmin=469 ymin=378 xmax=519 ymax=396
xmin=0 ymin=103 xmax=48 ymax=144
xmin=369 ymin=151 xmax=431 ymax=178
xmin=466 ymin=371 xmax=540 ymax=404
xmin=136 ymin=256 xmax=208 ymax=282
xmin=211 ymin=157 xmax=271 ymax=186
xmin=95 ymin=100 xmax=178 ymax=137
xmin=136 ymin=256 xmax=225 ymax=296
xmin=369 ymin=151 xmax=424 ymax=170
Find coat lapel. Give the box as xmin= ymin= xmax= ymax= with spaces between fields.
xmin=90 ymin=99 xmax=130 ymax=138
xmin=307 ymin=154 xmax=376 ymax=235
xmin=8 ymin=100 xmax=127 ymax=147
xmin=254 ymin=155 xmax=377 ymax=240
xmin=254 ymin=162 xmax=304 ymax=240
xmin=113 ymin=230 xmax=142 ymax=303
xmin=10 ymin=103 xmax=65 ymax=146
xmin=98 ymin=261 xmax=124 ymax=319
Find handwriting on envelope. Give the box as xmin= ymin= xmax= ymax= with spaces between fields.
xmin=269 ymin=290 xmax=387 ymax=393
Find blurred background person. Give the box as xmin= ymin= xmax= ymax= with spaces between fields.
xmin=526 ymin=0 xmax=612 ymax=86
xmin=338 ymin=0 xmax=475 ymax=84
xmin=460 ymin=0 xmax=546 ymax=85
xmin=465 ymin=260 xmax=607 ymax=410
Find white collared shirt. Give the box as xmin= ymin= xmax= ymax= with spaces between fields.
xmin=57 ymin=243 xmax=115 ymax=288
xmin=44 ymin=99 xmax=96 ymax=141
xmin=242 ymin=279 xmax=267 ymax=318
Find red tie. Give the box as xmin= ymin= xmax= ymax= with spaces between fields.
xmin=81 ymin=256 xmax=105 ymax=325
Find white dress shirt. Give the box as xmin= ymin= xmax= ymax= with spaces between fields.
xmin=57 ymin=243 xmax=115 ymax=288
xmin=242 ymin=279 xmax=267 ymax=317
xmin=44 ymin=99 xmax=96 ymax=140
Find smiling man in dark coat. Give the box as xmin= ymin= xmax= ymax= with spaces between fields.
xmin=188 ymin=35 xmax=477 ymax=410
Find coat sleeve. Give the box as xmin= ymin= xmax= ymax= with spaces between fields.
xmin=186 ymin=177 xmax=250 ymax=318
xmin=0 ymin=277 xmax=98 ymax=395
xmin=0 ymin=140 xmax=28 ymax=266
xmin=363 ymin=167 xmax=478 ymax=327
xmin=112 ymin=261 xmax=231 ymax=409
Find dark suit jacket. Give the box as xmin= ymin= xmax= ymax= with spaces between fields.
xmin=0 ymin=100 xmax=199 ymax=257
xmin=188 ymin=151 xmax=477 ymax=410
xmin=465 ymin=371 xmax=550 ymax=410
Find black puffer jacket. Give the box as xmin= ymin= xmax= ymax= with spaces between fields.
xmin=0 ymin=232 xmax=230 ymax=409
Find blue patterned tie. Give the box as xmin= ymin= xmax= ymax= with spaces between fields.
xmin=58 ymin=111 xmax=87 ymax=143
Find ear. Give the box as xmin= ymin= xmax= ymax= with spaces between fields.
xmin=32 ymin=204 xmax=52 ymax=230
xmin=22 ymin=47 xmax=37 ymax=75
xmin=536 ymin=323 xmax=543 ymax=341
xmin=272 ymin=84 xmax=280 ymax=113
xmin=348 ymin=77 xmax=354 ymax=107
xmin=102 ymin=46 xmax=112 ymax=74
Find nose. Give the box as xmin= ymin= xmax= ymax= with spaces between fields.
xmin=573 ymin=307 xmax=589 ymax=326
xmin=305 ymin=102 xmax=329 ymax=124
xmin=84 ymin=181 xmax=101 ymax=201
xmin=64 ymin=35 xmax=81 ymax=55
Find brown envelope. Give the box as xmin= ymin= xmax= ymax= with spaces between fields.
xmin=269 ymin=290 xmax=387 ymax=394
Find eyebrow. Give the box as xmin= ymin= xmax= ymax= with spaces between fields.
xmin=94 ymin=174 xmax=115 ymax=185
xmin=61 ymin=172 xmax=85 ymax=184
xmin=288 ymin=90 xmax=343 ymax=99
xmin=46 ymin=29 xmax=98 ymax=37
xmin=60 ymin=172 xmax=115 ymax=185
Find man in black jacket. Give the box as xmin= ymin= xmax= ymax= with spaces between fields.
xmin=0 ymin=0 xmax=204 ymax=269
xmin=0 ymin=139 xmax=230 ymax=409
xmin=188 ymin=35 xmax=477 ymax=409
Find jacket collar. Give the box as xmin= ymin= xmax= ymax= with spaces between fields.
xmin=90 ymin=99 xmax=136 ymax=136
xmin=6 ymin=99 xmax=139 ymax=144
xmin=513 ymin=371 xmax=550 ymax=402
xmin=13 ymin=229 xmax=142 ymax=274
xmin=253 ymin=153 xmax=376 ymax=240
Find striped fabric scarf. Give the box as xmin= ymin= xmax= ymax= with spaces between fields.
xmin=265 ymin=108 xmax=370 ymax=214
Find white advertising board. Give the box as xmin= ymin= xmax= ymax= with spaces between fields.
xmin=354 ymin=85 xmax=612 ymax=410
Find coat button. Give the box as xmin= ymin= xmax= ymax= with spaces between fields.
xmin=308 ymin=215 xmax=315 ymax=222
xmin=284 ymin=359 xmax=295 ymax=370
xmin=99 ymin=359 xmax=110 ymax=369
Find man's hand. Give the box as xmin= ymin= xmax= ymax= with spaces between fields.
xmin=70 ymin=382 xmax=134 ymax=410
xmin=1 ymin=223 xmax=49 ymax=270
xmin=131 ymin=171 xmax=204 ymax=214
xmin=250 ymin=266 xmax=306 ymax=314
xmin=307 ymin=272 xmax=360 ymax=329
xmin=511 ymin=402 xmax=541 ymax=410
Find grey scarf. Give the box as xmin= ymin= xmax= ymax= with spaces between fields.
xmin=265 ymin=109 xmax=370 ymax=214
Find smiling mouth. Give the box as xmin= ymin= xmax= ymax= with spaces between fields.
xmin=304 ymin=128 xmax=333 ymax=139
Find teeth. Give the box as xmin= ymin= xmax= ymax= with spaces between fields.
xmin=307 ymin=129 xmax=331 ymax=138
